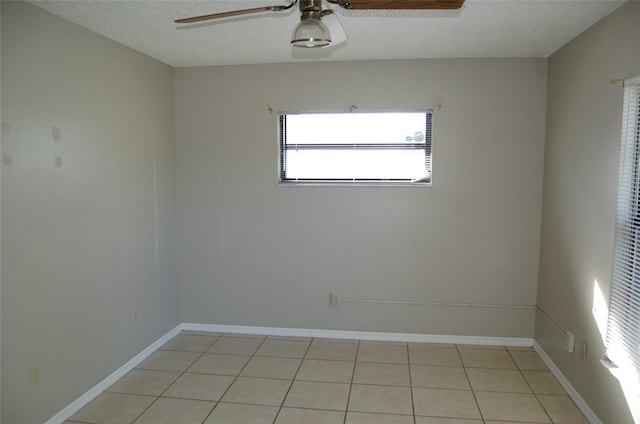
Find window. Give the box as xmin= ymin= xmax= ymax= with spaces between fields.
xmin=279 ymin=111 xmax=432 ymax=185
xmin=606 ymin=75 xmax=640 ymax=386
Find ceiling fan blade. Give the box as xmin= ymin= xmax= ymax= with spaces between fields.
xmin=337 ymin=0 xmax=464 ymax=10
xmin=175 ymin=3 xmax=295 ymax=24
xmin=322 ymin=11 xmax=347 ymax=46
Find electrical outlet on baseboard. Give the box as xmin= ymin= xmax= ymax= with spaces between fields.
xmin=30 ymin=365 xmax=40 ymax=386
xmin=580 ymin=341 xmax=588 ymax=362
xmin=565 ymin=331 xmax=576 ymax=353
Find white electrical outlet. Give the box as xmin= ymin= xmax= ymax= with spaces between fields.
xmin=330 ymin=292 xmax=342 ymax=308
xmin=565 ymin=331 xmax=576 ymax=353
xmin=30 ymin=365 xmax=40 ymax=386
xmin=580 ymin=341 xmax=588 ymax=362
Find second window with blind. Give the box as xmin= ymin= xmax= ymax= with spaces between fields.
xmin=606 ymin=75 xmax=640 ymax=388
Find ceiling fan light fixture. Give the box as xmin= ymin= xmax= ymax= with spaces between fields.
xmin=291 ymin=10 xmax=332 ymax=48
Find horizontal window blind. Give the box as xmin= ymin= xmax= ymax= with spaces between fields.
xmin=606 ymin=75 xmax=640 ymax=383
xmin=279 ymin=111 xmax=432 ymax=184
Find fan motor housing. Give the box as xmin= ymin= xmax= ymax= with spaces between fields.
xmin=300 ymin=0 xmax=324 ymax=12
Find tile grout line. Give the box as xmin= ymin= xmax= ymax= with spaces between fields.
xmin=191 ymin=333 xmax=230 ymax=424
xmin=200 ymin=333 xmax=271 ymax=423
xmin=406 ymin=342 xmax=417 ymax=424
xmin=343 ymin=339 xmax=361 ymax=424
xmin=271 ymin=337 xmax=315 ymax=423
xmin=506 ymin=349 xmax=556 ymax=424
xmin=456 ymin=344 xmax=485 ymax=423
xmin=134 ymin=332 xmax=270 ymax=423
xmin=164 ymin=333 xmax=221 ymax=424
xmin=129 ymin=333 xmax=221 ymax=424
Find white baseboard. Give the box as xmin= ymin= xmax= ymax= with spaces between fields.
xmin=182 ymin=322 xmax=534 ymax=347
xmin=43 ymin=324 xmax=183 ymax=424
xmin=46 ymin=322 xmax=536 ymax=423
xmin=533 ymin=340 xmax=603 ymax=424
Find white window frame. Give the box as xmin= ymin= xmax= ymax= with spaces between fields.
xmin=605 ymin=75 xmax=640 ymax=390
xmin=278 ymin=110 xmax=433 ymax=186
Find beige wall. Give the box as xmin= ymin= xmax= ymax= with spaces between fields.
xmin=175 ymin=58 xmax=547 ymax=337
xmin=536 ymin=2 xmax=640 ymax=423
xmin=13 ymin=0 xmax=639 ymax=422
xmin=0 ymin=2 xmax=179 ymax=423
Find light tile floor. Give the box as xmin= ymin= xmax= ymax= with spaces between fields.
xmin=66 ymin=331 xmax=589 ymax=424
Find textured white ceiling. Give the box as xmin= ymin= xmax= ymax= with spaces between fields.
xmin=29 ymin=0 xmax=627 ymax=67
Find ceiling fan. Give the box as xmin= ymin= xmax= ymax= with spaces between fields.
xmin=175 ymin=0 xmax=465 ymax=48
